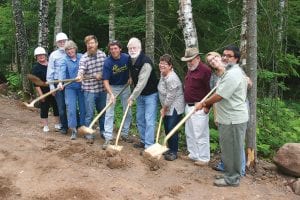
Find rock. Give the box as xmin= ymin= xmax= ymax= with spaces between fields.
xmin=292 ymin=178 xmax=300 ymax=195
xmin=0 ymin=83 xmax=8 ymax=95
xmin=273 ymin=143 xmax=300 ymax=177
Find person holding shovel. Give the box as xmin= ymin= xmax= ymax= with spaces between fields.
xmin=127 ymin=37 xmax=159 ymax=149
xmin=157 ymin=54 xmax=184 ymax=161
xmin=31 ymin=47 xmax=60 ymax=132
xmin=58 ymin=40 xmax=85 ymax=140
xmin=102 ymin=40 xmax=132 ymax=150
xmin=195 ymin=47 xmax=248 ymax=187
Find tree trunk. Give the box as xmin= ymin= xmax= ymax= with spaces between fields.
xmin=12 ymin=0 xmax=31 ymax=97
xmin=245 ymin=0 xmax=257 ymax=167
xmin=38 ymin=0 xmax=49 ymax=50
xmin=240 ymin=0 xmax=247 ymax=69
xmin=178 ymin=0 xmax=198 ymax=49
xmin=108 ymin=0 xmax=116 ymax=42
xmin=53 ymin=0 xmax=63 ymax=47
xmin=145 ymin=0 xmax=155 ymax=62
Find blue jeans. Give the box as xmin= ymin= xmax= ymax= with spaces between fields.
xmin=136 ymin=92 xmax=158 ymax=148
xmin=104 ymin=85 xmax=132 ymax=141
xmin=163 ymin=109 xmax=182 ymax=155
xmin=65 ymin=88 xmax=85 ymax=128
xmin=55 ymin=89 xmax=68 ymax=130
xmin=84 ymin=91 xmax=107 ymax=134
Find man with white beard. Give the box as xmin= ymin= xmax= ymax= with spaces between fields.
xmin=127 ymin=37 xmax=159 ymax=149
xmin=77 ymin=35 xmax=107 ymax=142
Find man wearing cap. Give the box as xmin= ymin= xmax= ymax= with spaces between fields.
xmin=102 ymin=40 xmax=132 ymax=150
xmin=181 ymin=47 xmax=211 ymax=166
xmin=46 ymin=32 xmax=69 ymax=134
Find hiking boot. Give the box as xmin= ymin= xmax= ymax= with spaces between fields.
xmin=43 ymin=126 xmax=49 ymax=132
xmin=121 ymin=135 xmax=133 ymax=143
xmin=164 ymin=152 xmax=177 ymax=161
xmin=213 ymin=178 xmax=239 ymax=187
xmin=60 ymin=128 xmax=67 ymax=135
xmin=70 ymin=130 xmax=77 ymax=140
xmin=133 ymin=142 xmax=145 ymax=149
xmin=102 ymin=140 xmax=111 ymax=150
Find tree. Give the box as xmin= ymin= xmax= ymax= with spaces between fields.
xmin=177 ymin=0 xmax=198 ymax=49
xmin=38 ymin=0 xmax=49 ymax=50
xmin=240 ymin=0 xmax=247 ymax=69
xmin=245 ymin=0 xmax=257 ymax=167
xmin=108 ymin=0 xmax=115 ymax=42
xmin=53 ymin=0 xmax=63 ymax=47
xmin=145 ymin=0 xmax=155 ymax=62
xmin=11 ymin=0 xmax=31 ymax=96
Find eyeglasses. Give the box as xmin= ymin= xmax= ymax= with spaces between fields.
xmin=222 ymin=54 xmax=235 ymax=58
xmin=159 ymin=62 xmax=169 ymax=67
xmin=207 ymin=55 xmax=218 ymax=64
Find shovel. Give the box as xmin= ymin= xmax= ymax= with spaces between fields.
xmin=107 ymin=103 xmax=131 ymax=151
xmin=144 ymin=86 xmax=217 ymax=158
xmin=23 ymin=81 xmax=72 ymax=108
xmin=78 ymin=83 xmax=129 ymax=135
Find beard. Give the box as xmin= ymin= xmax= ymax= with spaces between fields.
xmin=129 ymin=50 xmax=140 ymax=59
xmin=87 ymin=47 xmax=97 ymax=56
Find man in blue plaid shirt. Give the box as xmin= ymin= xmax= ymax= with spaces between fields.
xmin=77 ymin=35 xmax=107 ymax=141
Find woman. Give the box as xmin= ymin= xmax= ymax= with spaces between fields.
xmin=58 ymin=40 xmax=85 ymax=140
xmin=32 ymin=47 xmax=60 ymax=132
xmin=157 ymin=54 xmax=185 ymax=161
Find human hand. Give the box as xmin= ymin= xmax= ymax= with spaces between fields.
xmin=76 ymin=75 xmax=83 ymax=82
xmin=127 ymin=98 xmax=133 ymax=106
xmin=57 ymin=82 xmax=64 ymax=90
xmin=195 ymin=102 xmax=203 ymax=111
xmin=109 ymin=94 xmax=116 ymax=104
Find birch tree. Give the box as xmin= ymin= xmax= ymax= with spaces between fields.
xmin=12 ymin=0 xmax=31 ymax=96
xmin=245 ymin=0 xmax=257 ymax=167
xmin=240 ymin=0 xmax=247 ymax=69
xmin=145 ymin=0 xmax=155 ymax=62
xmin=178 ymin=0 xmax=198 ymax=49
xmin=38 ymin=0 xmax=49 ymax=50
xmin=108 ymin=0 xmax=116 ymax=42
xmin=53 ymin=0 xmax=63 ymax=47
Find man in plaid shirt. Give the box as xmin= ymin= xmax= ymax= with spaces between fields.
xmin=77 ymin=35 xmax=107 ymax=141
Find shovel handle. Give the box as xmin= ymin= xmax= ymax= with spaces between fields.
xmin=87 ymin=83 xmax=130 ymax=129
xmin=155 ymin=115 xmax=163 ymax=143
xmin=162 ymin=86 xmax=217 ymax=146
xmin=114 ymin=104 xmax=130 ymax=146
xmin=46 ymin=78 xmax=78 ymax=84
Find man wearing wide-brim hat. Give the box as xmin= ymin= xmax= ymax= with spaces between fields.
xmin=181 ymin=47 xmax=212 ymax=166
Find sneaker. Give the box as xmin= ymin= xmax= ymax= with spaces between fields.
xmin=133 ymin=142 xmax=145 ymax=149
xmin=164 ymin=152 xmax=177 ymax=161
xmin=102 ymin=140 xmax=111 ymax=150
xmin=194 ymin=160 xmax=209 ymax=166
xmin=43 ymin=126 xmax=49 ymax=132
xmin=60 ymin=128 xmax=67 ymax=135
xmin=213 ymin=178 xmax=239 ymax=187
xmin=214 ymin=174 xmax=224 ymax=179
xmin=54 ymin=124 xmax=62 ymax=130
xmin=70 ymin=130 xmax=77 ymax=140
xmin=121 ymin=135 xmax=133 ymax=143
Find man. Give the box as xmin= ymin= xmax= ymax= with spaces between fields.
xmin=195 ymin=45 xmax=248 ymax=187
xmin=77 ymin=35 xmax=107 ymax=141
xmin=46 ymin=32 xmax=68 ymax=134
xmin=181 ymin=47 xmax=211 ymax=166
xmin=102 ymin=40 xmax=132 ymax=150
xmin=127 ymin=37 xmax=158 ymax=149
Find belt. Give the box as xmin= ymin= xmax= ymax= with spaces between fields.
xmin=187 ymin=103 xmax=195 ymax=106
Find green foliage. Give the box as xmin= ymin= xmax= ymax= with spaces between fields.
xmin=5 ymin=72 xmax=21 ymax=91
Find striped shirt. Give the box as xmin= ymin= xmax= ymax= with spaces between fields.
xmin=78 ymin=50 xmax=106 ymax=93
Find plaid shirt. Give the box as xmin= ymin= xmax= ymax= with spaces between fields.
xmin=78 ymin=50 xmax=106 ymax=93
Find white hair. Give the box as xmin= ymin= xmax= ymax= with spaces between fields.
xmin=127 ymin=37 xmax=142 ymax=49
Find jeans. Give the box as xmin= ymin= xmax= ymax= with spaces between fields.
xmin=65 ymin=88 xmax=85 ymax=128
xmin=136 ymin=92 xmax=158 ymax=148
xmin=163 ymin=109 xmax=182 ymax=155
xmin=84 ymin=91 xmax=107 ymax=134
xmin=55 ymin=89 xmax=68 ymax=130
xmin=104 ymin=85 xmax=132 ymax=141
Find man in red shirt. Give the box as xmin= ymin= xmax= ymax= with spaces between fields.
xmin=181 ymin=47 xmax=211 ymax=166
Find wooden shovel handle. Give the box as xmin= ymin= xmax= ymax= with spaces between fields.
xmin=155 ymin=115 xmax=163 ymax=143
xmin=114 ymin=104 xmax=130 ymax=146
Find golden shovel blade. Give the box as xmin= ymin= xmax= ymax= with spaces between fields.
xmin=107 ymin=144 xmax=123 ymax=152
xmin=144 ymin=143 xmax=169 ymax=158
xmin=77 ymin=126 xmax=96 ymax=135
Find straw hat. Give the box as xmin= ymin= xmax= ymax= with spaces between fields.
xmin=181 ymin=47 xmax=201 ymax=62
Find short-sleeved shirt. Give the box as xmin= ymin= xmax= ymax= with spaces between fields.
xmin=215 ymin=64 xmax=249 ymax=124
xmin=32 ymin=62 xmax=50 ymax=94
xmin=184 ymin=62 xmax=211 ymax=103
xmin=102 ymin=53 xmax=129 ymax=85
xmin=78 ymin=50 xmax=106 ymax=93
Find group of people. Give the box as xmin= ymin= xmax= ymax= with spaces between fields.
xmin=32 ymin=32 xmax=250 ymax=187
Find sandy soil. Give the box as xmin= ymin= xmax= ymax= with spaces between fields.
xmin=0 ymin=95 xmax=298 ymax=200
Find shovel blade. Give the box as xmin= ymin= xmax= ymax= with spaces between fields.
xmin=107 ymin=144 xmax=123 ymax=152
xmin=144 ymin=143 xmax=169 ymax=158
xmin=23 ymin=102 xmax=34 ymax=108
xmin=77 ymin=126 xmax=95 ymax=135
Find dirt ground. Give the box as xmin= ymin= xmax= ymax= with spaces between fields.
xmin=0 ymin=95 xmax=298 ymax=200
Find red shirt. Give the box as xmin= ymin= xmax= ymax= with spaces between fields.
xmin=184 ymin=62 xmax=211 ymax=103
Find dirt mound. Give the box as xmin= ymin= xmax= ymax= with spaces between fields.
xmin=0 ymin=176 xmax=20 ymax=199
xmin=31 ymin=188 xmax=99 ymax=200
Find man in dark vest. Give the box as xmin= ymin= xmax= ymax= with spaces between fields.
xmin=127 ymin=37 xmax=159 ymax=149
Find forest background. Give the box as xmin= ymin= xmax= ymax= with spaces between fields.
xmin=0 ymin=0 xmax=299 ymax=159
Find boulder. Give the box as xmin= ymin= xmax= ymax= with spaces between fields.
xmin=273 ymin=143 xmax=300 ymax=177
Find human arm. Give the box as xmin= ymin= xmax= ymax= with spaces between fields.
xmin=103 ymin=80 xmax=115 ymax=103
xmin=46 ymin=53 xmax=55 ymax=90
